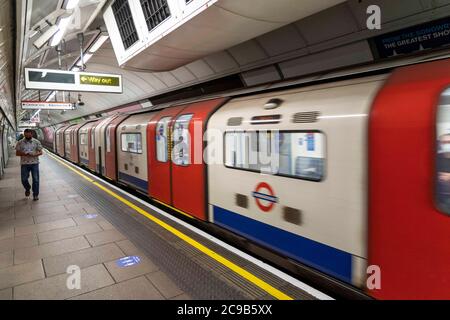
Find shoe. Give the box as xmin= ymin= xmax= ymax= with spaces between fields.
xmin=25 ymin=190 xmax=30 ymax=197
xmin=33 ymin=196 xmax=39 ymax=201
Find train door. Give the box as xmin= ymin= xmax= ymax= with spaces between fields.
xmin=94 ymin=116 xmax=117 ymax=175
xmin=100 ymin=117 xmax=114 ymax=175
xmin=57 ymin=126 xmax=69 ymax=157
xmin=64 ymin=126 xmax=74 ymax=159
xmin=369 ymin=59 xmax=450 ymax=299
xmin=170 ymin=98 xmax=226 ymax=220
xmin=148 ymin=106 xmax=187 ymax=206
xmin=88 ymin=124 xmax=98 ymax=171
xmin=104 ymin=114 xmax=129 ymax=181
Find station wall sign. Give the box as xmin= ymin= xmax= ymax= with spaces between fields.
xmin=24 ymin=68 xmax=123 ymax=93
xmin=372 ymin=16 xmax=450 ymax=59
xmin=18 ymin=121 xmax=37 ymax=128
xmin=21 ymin=101 xmax=76 ymax=110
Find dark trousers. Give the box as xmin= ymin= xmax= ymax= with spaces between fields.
xmin=21 ymin=164 xmax=40 ymax=196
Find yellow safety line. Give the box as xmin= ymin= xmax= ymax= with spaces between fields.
xmin=46 ymin=152 xmax=293 ymax=300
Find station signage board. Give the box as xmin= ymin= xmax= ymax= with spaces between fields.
xmin=372 ymin=16 xmax=450 ymax=59
xmin=21 ymin=101 xmax=76 ymax=110
xmin=24 ymin=68 xmax=123 ymax=93
xmin=18 ymin=122 xmax=37 ymax=128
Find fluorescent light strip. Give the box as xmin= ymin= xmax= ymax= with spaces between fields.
xmin=66 ymin=0 xmax=79 ymax=9
xmin=50 ymin=15 xmax=73 ymax=47
xmin=89 ymin=35 xmax=109 ymax=53
xmin=50 ymin=0 xmax=80 ymax=47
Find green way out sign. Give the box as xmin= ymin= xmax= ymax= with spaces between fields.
xmin=24 ymin=68 xmax=122 ymax=93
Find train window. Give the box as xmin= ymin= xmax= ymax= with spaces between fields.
xmin=225 ymin=131 xmax=325 ymax=182
xmin=172 ymin=114 xmax=193 ymax=166
xmin=121 ymin=133 xmax=142 ymax=154
xmin=80 ymin=133 xmax=87 ymax=145
xmin=276 ymin=132 xmax=325 ymax=181
xmin=156 ymin=117 xmax=171 ymax=163
xmin=106 ymin=126 xmax=111 ymax=153
xmin=225 ymin=131 xmax=272 ymax=172
xmin=436 ymin=87 xmax=450 ymax=215
xmin=91 ymin=130 xmax=95 ymax=149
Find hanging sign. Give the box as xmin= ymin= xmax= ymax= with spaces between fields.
xmin=21 ymin=101 xmax=76 ymax=110
xmin=24 ymin=68 xmax=123 ymax=93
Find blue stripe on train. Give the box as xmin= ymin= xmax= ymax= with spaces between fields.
xmin=213 ymin=206 xmax=352 ymax=283
xmin=80 ymin=158 xmax=89 ymax=166
xmin=118 ymin=172 xmax=148 ymax=192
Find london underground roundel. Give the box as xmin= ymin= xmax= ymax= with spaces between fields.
xmin=252 ymin=182 xmax=279 ymax=212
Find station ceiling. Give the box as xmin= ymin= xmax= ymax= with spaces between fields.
xmin=4 ymin=0 xmax=450 ymax=129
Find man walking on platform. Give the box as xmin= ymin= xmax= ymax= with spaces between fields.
xmin=16 ymin=129 xmax=43 ymax=201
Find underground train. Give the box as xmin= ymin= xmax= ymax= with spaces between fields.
xmin=39 ymin=58 xmax=450 ymax=299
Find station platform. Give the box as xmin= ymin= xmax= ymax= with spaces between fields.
xmin=0 ymin=151 xmax=330 ymax=300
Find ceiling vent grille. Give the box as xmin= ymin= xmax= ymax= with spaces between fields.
xmin=292 ymin=112 xmax=320 ymax=123
xmin=112 ymin=0 xmax=139 ymax=50
xmin=140 ymin=0 xmax=171 ymax=32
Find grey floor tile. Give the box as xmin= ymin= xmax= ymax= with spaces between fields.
xmin=97 ymin=220 xmax=115 ymax=231
xmin=0 ymin=217 xmax=34 ymax=229
xmin=115 ymin=240 xmax=144 ymax=256
xmin=64 ymin=203 xmax=95 ymax=212
xmin=29 ymin=200 xmax=75 ymax=211
xmin=0 ymin=201 xmax=14 ymax=209
xmin=30 ymin=196 xmax=61 ymax=204
xmin=85 ymin=229 xmax=126 ymax=247
xmin=43 ymin=243 xmax=124 ymax=277
xmin=0 ymin=260 xmax=45 ymax=290
xmin=13 ymin=264 xmax=115 ymax=300
xmin=70 ymin=276 xmax=164 ymax=300
xmin=14 ymin=236 xmax=91 ymax=265
xmin=34 ymin=213 xmax=73 ymax=224
xmin=104 ymin=256 xmax=159 ymax=283
xmin=0 ymin=251 xmax=13 ymax=269
xmin=15 ymin=205 xmax=68 ymax=218
xmin=146 ymin=271 xmax=184 ymax=299
xmin=0 ymin=288 xmax=12 ymax=300
xmin=0 ymin=234 xmax=38 ymax=253
xmin=15 ymin=218 xmax=76 ymax=236
xmin=0 ymin=208 xmax=14 ymax=221
xmin=38 ymin=222 xmax=102 ymax=244
xmin=0 ymin=227 xmax=14 ymax=241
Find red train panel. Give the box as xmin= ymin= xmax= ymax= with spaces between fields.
xmin=369 ymin=59 xmax=450 ymax=299
xmin=171 ymin=98 xmax=227 ymax=220
xmin=68 ymin=122 xmax=85 ymax=163
xmin=147 ymin=98 xmax=226 ymax=220
xmin=56 ymin=125 xmax=69 ymax=157
xmin=147 ymin=105 xmax=187 ymax=206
